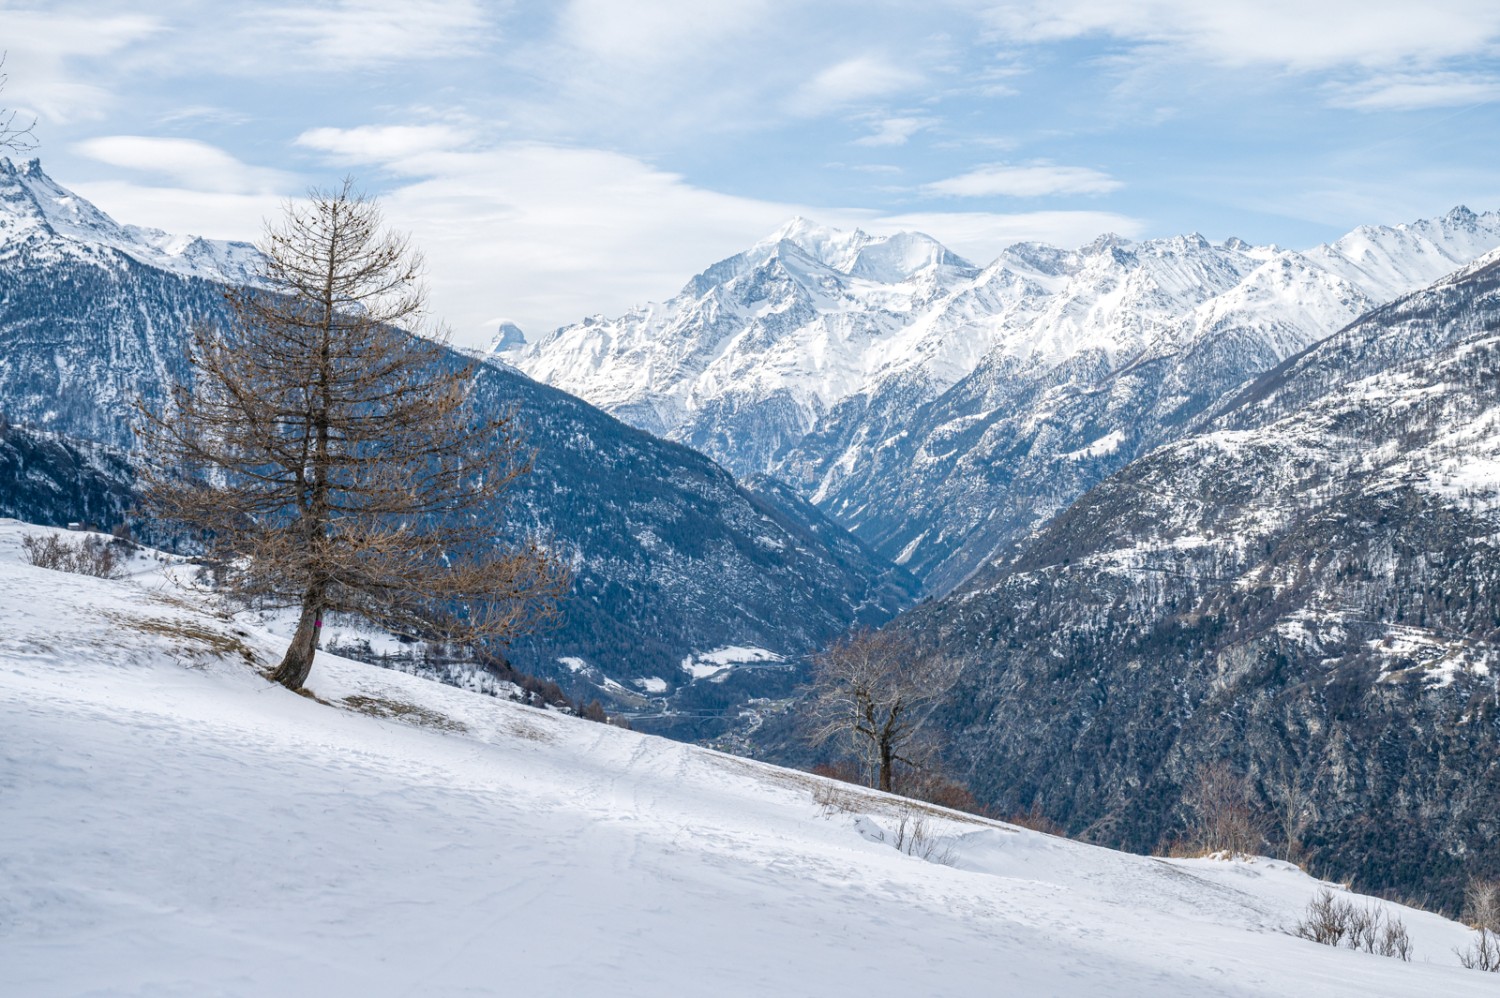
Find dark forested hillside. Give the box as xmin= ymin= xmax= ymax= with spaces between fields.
xmin=0 ymin=418 xmax=134 ymax=529
xmin=897 ymin=253 xmax=1500 ymax=911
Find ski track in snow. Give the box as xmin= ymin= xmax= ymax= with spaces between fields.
xmin=0 ymin=522 xmax=1492 ymax=997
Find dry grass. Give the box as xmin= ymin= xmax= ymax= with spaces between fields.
xmin=812 ymin=778 xmax=866 ymax=817
xmin=106 ymin=612 xmax=259 ymax=669
xmin=342 ymin=694 xmax=469 ymax=733
xmin=703 ymin=754 xmax=998 ymax=829
xmin=503 ymin=718 xmax=556 ymax=743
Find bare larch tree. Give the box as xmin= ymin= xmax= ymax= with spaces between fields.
xmin=0 ymin=54 xmax=37 ymax=154
xmin=138 ymin=181 xmax=569 ymax=691
xmin=810 ymin=628 xmax=959 ymax=793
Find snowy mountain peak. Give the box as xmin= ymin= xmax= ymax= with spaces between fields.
xmin=0 ymin=156 xmax=121 ymax=242
xmin=1304 ymin=205 xmax=1500 ymax=302
xmin=1081 ymin=231 xmax=1130 ymax=256
xmin=754 ymin=217 xmax=973 ymax=282
xmin=0 ymin=157 xmax=261 ymax=285
xmin=489 ymin=321 xmax=527 ymax=352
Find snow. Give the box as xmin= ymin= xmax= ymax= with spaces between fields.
xmin=680 ymin=645 xmax=787 ymax=680
xmin=1 ymin=520 xmax=1495 ymax=996
xmin=1062 ymin=429 xmax=1125 ymax=460
xmin=633 ymin=676 xmax=669 ymax=693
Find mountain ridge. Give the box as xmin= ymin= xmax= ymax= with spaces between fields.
xmin=508 ymin=206 xmax=1500 ymax=593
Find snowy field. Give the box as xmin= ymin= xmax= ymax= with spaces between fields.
xmin=0 ymin=519 xmax=1493 ymax=997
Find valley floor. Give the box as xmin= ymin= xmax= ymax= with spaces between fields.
xmin=0 ymin=521 xmax=1491 ymax=997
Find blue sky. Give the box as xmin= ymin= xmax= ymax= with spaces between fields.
xmin=3 ymin=0 xmax=1500 ymax=345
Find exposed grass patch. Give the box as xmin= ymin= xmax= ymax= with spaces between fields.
xmin=342 ymin=694 xmax=469 ymax=734
xmin=105 ymin=612 xmax=259 ymax=669
xmin=504 ymin=718 xmax=556 ymax=743
xmin=705 ymin=753 xmax=996 ymax=828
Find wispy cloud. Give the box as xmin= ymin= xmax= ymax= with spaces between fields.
xmin=790 ymin=56 xmax=926 ymax=116
xmin=73 ymin=136 xmax=295 ymax=195
xmin=252 ymin=0 xmax=493 ymax=66
xmin=556 ymin=0 xmax=772 ymax=66
xmin=155 ymin=105 xmax=253 ymax=128
xmin=979 ymin=1 xmax=1500 ymax=71
xmin=923 ymin=162 xmax=1122 ymax=198
xmin=65 ymin=180 xmax=286 ymax=245
xmin=1328 ymin=73 xmax=1500 ymax=111
xmin=0 ymin=11 xmax=160 ymax=122
xmin=854 ymin=116 xmax=935 ymax=147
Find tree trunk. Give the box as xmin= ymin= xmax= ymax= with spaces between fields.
xmin=270 ymin=594 xmax=323 ymax=690
xmin=879 ymin=741 xmax=893 ymax=793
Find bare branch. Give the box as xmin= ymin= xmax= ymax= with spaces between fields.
xmin=0 ymin=54 xmax=38 ymax=155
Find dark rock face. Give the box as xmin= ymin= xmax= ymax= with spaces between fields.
xmin=0 ymin=418 xmax=134 ymax=529
xmin=901 ymin=256 xmax=1500 ymax=911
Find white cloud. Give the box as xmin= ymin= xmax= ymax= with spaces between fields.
xmin=73 ymin=137 xmax=295 ymax=195
xmin=66 ymin=181 xmax=282 ymax=244
xmin=263 ymin=134 xmax=813 ymax=342
xmin=924 ymin=163 xmax=1122 ymax=198
xmin=1328 ymin=73 xmax=1500 ymax=111
xmin=978 ymin=1 xmax=1500 ymax=71
xmin=854 ymin=116 xmax=934 ymax=147
xmin=790 ymin=56 xmax=926 ymax=116
xmin=556 ymin=0 xmax=772 ymax=66
xmin=297 ymin=125 xmax=475 ymax=162
xmin=0 ymin=11 xmax=160 ymax=122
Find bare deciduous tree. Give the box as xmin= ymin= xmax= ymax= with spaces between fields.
xmin=1269 ymin=752 xmax=1323 ymax=863
xmin=0 ymin=54 xmax=37 ymax=154
xmin=1183 ymin=760 xmax=1265 ymax=857
xmin=1465 ymin=877 xmax=1500 ymax=932
xmin=138 ymin=181 xmax=569 ymax=691
xmin=809 ymin=628 xmax=959 ymax=793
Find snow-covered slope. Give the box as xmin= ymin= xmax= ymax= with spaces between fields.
xmin=1 ymin=522 xmax=1491 ymax=997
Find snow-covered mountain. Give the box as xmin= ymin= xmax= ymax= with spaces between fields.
xmin=0 ymin=160 xmax=915 ymax=722
xmin=506 ymin=217 xmax=984 ymax=474
xmin=885 ymin=250 xmax=1500 ymax=910
xmin=3 ymin=525 xmax=1493 ymax=997
xmin=0 ymin=157 xmax=260 ymax=284
xmin=511 ymin=208 xmax=1500 ymax=592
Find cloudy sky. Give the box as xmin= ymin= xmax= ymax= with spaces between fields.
xmin=3 ymin=0 xmax=1500 ymax=345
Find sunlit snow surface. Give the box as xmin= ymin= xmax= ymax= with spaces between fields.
xmin=0 ymin=520 xmax=1491 ymax=997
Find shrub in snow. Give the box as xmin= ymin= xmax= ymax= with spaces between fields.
xmin=1457 ymin=927 xmax=1500 ymax=972
xmin=876 ymin=808 xmax=955 ymax=867
xmin=1292 ymin=888 xmax=1412 ymax=961
xmin=20 ymin=532 xmax=122 ymax=579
